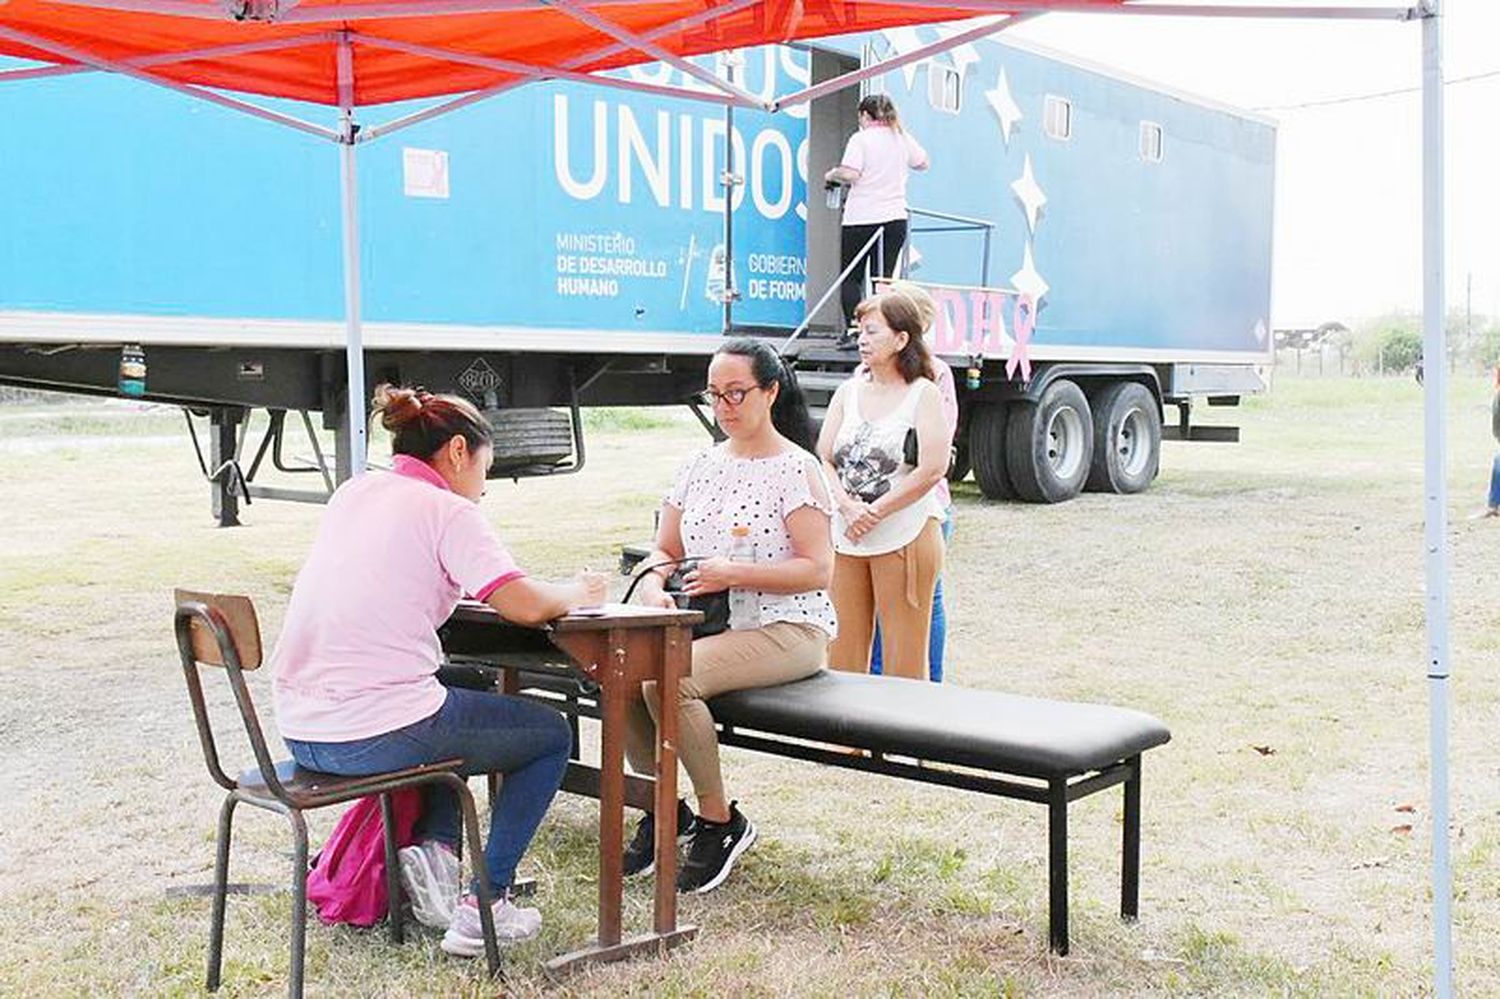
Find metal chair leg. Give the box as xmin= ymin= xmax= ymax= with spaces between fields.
xmin=206 ymin=793 xmax=238 ymax=992
xmin=288 ymin=809 xmax=310 ymax=999
xmin=380 ymin=793 xmax=404 ymax=944
xmin=447 ymin=774 xmax=501 ymax=978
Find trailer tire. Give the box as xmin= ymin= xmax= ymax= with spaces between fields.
xmin=1085 ymin=381 xmax=1161 ymax=494
xmin=1005 ymin=380 xmax=1093 ymax=503
xmin=970 ymin=402 xmax=1016 ymax=500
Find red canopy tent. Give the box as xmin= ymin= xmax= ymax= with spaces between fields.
xmin=0 ymin=0 xmax=1141 ymax=105
xmin=0 ymin=1 xmax=1454 ymax=993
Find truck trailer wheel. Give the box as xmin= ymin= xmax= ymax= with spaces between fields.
xmin=969 ymin=402 xmax=1016 ymax=500
xmin=1005 ymin=380 xmax=1093 ymax=503
xmin=1085 ymin=381 xmax=1161 ymax=494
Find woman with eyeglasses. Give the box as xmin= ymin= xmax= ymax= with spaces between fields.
xmin=817 ymin=291 xmax=952 ymax=681
xmin=625 ymin=337 xmax=836 ymax=894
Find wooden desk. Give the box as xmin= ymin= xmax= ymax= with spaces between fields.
xmin=442 ymin=601 xmax=701 ymax=973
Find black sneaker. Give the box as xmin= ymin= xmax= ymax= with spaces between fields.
xmin=676 ymin=802 xmax=757 ymax=894
xmin=834 ymin=326 xmax=860 ymax=350
xmin=623 ymin=799 xmax=697 ymax=878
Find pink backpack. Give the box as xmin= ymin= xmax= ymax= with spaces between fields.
xmin=306 ymin=789 xmax=423 ymax=927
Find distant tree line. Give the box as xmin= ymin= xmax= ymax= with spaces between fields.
xmin=1281 ymin=311 xmax=1500 ymax=376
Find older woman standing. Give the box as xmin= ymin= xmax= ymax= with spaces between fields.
xmin=869 ymin=281 xmax=960 ymax=682
xmin=824 ymin=94 xmax=929 ymax=332
xmin=817 ymin=293 xmax=952 ymax=679
xmin=627 ymin=337 xmax=836 ymax=893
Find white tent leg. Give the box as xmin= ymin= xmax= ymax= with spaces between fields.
xmin=337 ymin=35 xmax=367 ymax=478
xmin=1419 ymin=2 xmax=1453 ymax=996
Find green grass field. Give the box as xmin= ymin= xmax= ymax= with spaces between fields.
xmin=2 ymin=374 xmax=1497 ymax=996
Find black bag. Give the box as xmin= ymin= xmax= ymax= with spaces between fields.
xmin=663 ymin=570 xmax=730 ymax=639
xmin=622 ymin=557 xmax=729 ymax=639
xmin=903 ymin=426 xmax=957 ymax=476
xmin=903 ymin=426 xmax=919 ymax=466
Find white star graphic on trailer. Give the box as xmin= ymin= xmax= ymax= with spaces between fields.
xmin=984 ymin=67 xmax=1023 ymax=146
xmin=1011 ymin=154 xmax=1046 ymax=235
xmin=1011 ymin=244 xmax=1050 ymax=303
xmin=880 ymin=27 xmax=927 ymax=89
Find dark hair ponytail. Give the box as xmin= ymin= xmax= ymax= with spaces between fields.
xmin=372 ymin=384 xmax=493 ymax=461
xmin=715 ymin=337 xmax=814 ymax=452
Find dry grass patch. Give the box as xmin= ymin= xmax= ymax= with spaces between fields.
xmin=3 ymin=382 xmax=1500 ymax=995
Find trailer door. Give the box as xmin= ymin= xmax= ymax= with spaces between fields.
xmin=805 ymin=48 xmax=860 ymax=332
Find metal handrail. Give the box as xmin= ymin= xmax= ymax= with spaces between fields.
xmin=778 ymin=203 xmax=998 ymax=356
xmin=778 ymin=225 xmax=886 ymax=356
xmin=908 ymin=205 xmax=996 ymax=229
xmin=908 ymin=204 xmax=996 ymax=287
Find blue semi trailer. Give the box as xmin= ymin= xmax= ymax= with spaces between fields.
xmin=0 ymin=26 xmax=1274 ymax=518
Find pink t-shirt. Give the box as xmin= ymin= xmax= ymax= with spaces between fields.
xmin=271 ymin=455 xmax=524 ymax=742
xmin=840 ymin=124 xmax=929 ymax=226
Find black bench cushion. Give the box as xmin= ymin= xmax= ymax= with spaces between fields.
xmin=708 ymin=671 xmax=1170 ymax=779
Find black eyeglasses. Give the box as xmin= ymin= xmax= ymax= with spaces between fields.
xmin=695 ymin=385 xmax=763 ymax=408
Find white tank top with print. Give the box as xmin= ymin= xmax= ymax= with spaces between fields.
xmin=831 ymin=377 xmax=944 ymax=556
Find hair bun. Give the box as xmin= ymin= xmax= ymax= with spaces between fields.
xmin=373 ymin=383 xmax=425 ymax=431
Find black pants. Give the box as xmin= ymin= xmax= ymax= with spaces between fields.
xmin=840 ymin=218 xmax=908 ymax=327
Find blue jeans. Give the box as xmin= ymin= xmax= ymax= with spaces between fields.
xmin=1489 ymin=453 xmax=1500 ymax=508
xmin=871 ymin=514 xmax=952 ymax=682
xmin=285 ymin=687 xmax=571 ymax=892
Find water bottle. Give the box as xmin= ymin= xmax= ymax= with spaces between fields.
xmin=824 ymin=180 xmax=844 ymax=211
xmin=727 ymin=525 xmax=759 ymax=630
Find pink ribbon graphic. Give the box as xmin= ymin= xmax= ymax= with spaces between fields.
xmin=1007 ymin=293 xmax=1036 ymax=383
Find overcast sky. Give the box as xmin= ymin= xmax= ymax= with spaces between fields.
xmin=1007 ymin=0 xmax=1498 ymax=328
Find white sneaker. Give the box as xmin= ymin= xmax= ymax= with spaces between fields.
xmin=440 ymin=895 xmax=542 ymax=956
xmin=397 ymin=840 xmax=459 ymax=930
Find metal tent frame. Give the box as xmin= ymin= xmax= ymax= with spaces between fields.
xmin=0 ymin=2 xmax=1454 ymax=993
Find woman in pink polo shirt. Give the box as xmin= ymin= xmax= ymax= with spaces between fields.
xmin=824 ymin=94 xmax=929 ymax=333
xmin=270 ymin=385 xmax=606 ymax=958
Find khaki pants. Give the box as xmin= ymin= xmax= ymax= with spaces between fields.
xmin=624 ymin=621 xmax=827 ymax=802
xmin=828 ymin=518 xmax=945 ymax=679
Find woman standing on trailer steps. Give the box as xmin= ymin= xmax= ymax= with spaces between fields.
xmin=825 ymin=94 xmax=929 ymax=336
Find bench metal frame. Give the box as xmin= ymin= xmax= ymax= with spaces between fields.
xmin=715 ymin=725 xmax=1143 ymax=955
xmin=451 ymin=658 xmax=1144 ymax=955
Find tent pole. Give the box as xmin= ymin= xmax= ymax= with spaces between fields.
xmin=337 ymin=32 xmax=367 ymax=478
xmin=720 ymin=50 xmax=743 ymax=337
xmin=1418 ymin=2 xmax=1453 ymax=995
